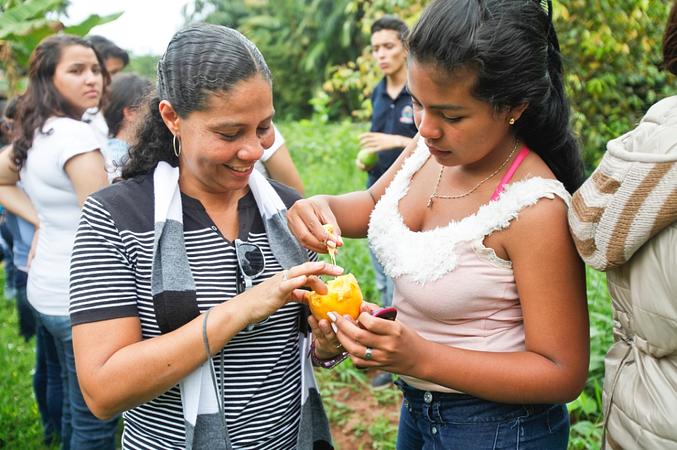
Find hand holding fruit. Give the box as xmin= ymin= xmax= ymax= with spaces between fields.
xmin=355 ymin=149 xmax=378 ymax=171
xmin=237 ymin=261 xmax=343 ymax=326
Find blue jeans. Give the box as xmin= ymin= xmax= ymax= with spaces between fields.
xmin=369 ymin=246 xmax=394 ymax=307
xmin=32 ymin=305 xmax=64 ymax=445
xmin=37 ymin=312 xmax=119 ymax=450
xmin=15 ymin=270 xmax=36 ymax=341
xmin=395 ymin=380 xmax=569 ymax=449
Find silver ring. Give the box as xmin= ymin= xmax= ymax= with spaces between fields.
xmin=364 ymin=347 xmax=373 ymax=361
xmin=282 ymin=270 xmax=289 ymax=281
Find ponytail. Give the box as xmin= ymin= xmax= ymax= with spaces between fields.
xmin=515 ymin=12 xmax=585 ymax=193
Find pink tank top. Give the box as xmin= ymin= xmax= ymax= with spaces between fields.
xmin=367 ymin=140 xmax=569 ymax=393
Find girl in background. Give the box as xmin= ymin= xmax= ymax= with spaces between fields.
xmin=0 ymin=35 xmax=117 ymax=449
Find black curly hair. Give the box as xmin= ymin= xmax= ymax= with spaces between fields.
xmin=120 ymin=23 xmax=272 ymax=179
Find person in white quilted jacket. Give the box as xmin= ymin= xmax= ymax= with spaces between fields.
xmin=568 ymin=2 xmax=677 ymax=448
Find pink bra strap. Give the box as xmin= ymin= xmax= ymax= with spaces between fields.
xmin=490 ymin=147 xmax=530 ymax=201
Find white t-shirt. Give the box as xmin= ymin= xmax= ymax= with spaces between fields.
xmin=254 ymin=125 xmax=285 ymax=177
xmin=21 ymin=117 xmax=106 ymax=316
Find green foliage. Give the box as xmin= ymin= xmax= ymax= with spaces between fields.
xmin=0 ymin=296 xmax=55 ymax=448
xmin=126 ymin=53 xmax=160 ymax=83
xmin=555 ymin=0 xmax=673 ymax=170
xmin=192 ymin=0 xmax=367 ymax=119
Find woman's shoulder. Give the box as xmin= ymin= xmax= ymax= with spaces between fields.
xmin=89 ymin=173 xmax=153 ymax=217
xmin=44 ymin=116 xmax=96 ymax=136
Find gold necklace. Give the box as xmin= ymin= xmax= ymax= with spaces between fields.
xmin=427 ymin=140 xmax=519 ymax=208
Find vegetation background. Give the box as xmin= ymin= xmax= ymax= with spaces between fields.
xmin=0 ymin=0 xmax=673 ymax=449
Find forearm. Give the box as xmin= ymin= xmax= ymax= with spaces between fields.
xmin=0 ymin=186 xmax=39 ymax=226
xmin=323 ymin=191 xmax=376 ymax=238
xmin=77 ymin=295 xmax=252 ymax=418
xmin=408 ymin=340 xmax=587 ymax=404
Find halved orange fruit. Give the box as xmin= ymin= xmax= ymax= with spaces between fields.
xmin=307 ymin=273 xmax=363 ymax=321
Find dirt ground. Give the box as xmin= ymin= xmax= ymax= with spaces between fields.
xmin=326 ymin=371 xmax=402 ymax=450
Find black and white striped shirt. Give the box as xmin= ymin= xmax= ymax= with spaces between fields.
xmin=70 ymin=173 xmax=311 ymax=450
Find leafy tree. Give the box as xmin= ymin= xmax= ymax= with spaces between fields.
xmin=555 ymin=0 xmax=672 ymax=169
xmin=190 ymin=0 xmax=367 ymax=118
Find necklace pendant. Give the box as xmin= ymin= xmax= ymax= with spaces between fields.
xmin=427 ymin=197 xmax=433 ymax=208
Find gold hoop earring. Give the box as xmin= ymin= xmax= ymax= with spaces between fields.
xmin=508 ymin=118 xmax=516 ymax=125
xmin=172 ymin=134 xmax=181 ymax=157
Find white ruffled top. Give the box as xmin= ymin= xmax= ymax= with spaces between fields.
xmin=368 ymin=138 xmax=571 ymax=285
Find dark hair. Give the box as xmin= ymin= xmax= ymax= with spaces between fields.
xmin=0 ymin=97 xmax=20 ymax=146
xmin=664 ymin=0 xmax=677 ymax=75
xmin=371 ymin=15 xmax=409 ymax=41
xmin=3 ymin=96 xmax=19 ymax=120
xmin=121 ymin=23 xmax=272 ymax=179
xmin=104 ymin=73 xmax=152 ymax=137
xmin=12 ymin=34 xmax=110 ymax=170
xmin=86 ymin=35 xmax=130 ymax=67
xmin=408 ymin=0 xmax=584 ymax=193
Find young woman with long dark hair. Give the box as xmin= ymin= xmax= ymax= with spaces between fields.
xmin=0 ymin=34 xmax=117 ymax=449
xmin=288 ymin=1 xmax=589 ymax=448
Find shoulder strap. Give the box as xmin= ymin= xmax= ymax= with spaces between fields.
xmin=490 ymin=147 xmax=530 ymax=201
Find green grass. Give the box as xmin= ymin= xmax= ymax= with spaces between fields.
xmin=0 ymin=119 xmax=611 ymax=448
xmin=0 ymin=290 xmax=52 ymax=449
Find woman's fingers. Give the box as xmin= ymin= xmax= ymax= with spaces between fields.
xmin=287 ymin=198 xmax=342 ymax=253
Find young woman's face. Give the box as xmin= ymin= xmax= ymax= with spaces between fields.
xmin=371 ymin=29 xmax=407 ymax=76
xmin=408 ymin=59 xmax=517 ymax=168
xmin=174 ymin=74 xmax=275 ymax=194
xmin=53 ymin=45 xmax=103 ymax=115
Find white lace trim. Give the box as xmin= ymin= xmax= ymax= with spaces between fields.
xmin=471 ymin=239 xmax=512 ymax=269
xmin=367 ymin=139 xmax=571 ymax=284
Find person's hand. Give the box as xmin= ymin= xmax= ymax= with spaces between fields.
xmin=239 ymin=261 xmax=343 ymax=326
xmin=287 ymin=196 xmax=344 ymax=254
xmin=359 ymin=132 xmax=406 ymax=152
xmin=327 ymin=309 xmax=420 ymax=375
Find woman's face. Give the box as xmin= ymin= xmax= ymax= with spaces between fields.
xmin=53 ymin=45 xmax=103 ymax=116
xmin=174 ymin=74 xmax=275 ymax=195
xmin=408 ymin=59 xmax=519 ymax=169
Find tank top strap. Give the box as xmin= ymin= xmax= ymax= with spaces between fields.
xmin=490 ymin=146 xmax=530 ymax=201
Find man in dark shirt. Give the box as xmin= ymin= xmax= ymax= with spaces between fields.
xmin=357 ymin=15 xmax=418 ymax=389
xmin=358 ymin=16 xmax=417 ymax=302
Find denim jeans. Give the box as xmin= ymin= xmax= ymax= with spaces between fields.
xmin=37 ymin=312 xmax=119 ymax=450
xmin=395 ymin=380 xmax=569 ymax=450
xmin=369 ymin=245 xmax=394 ymax=307
xmin=31 ymin=305 xmax=63 ymax=445
xmin=14 ymin=270 xmax=36 ymax=341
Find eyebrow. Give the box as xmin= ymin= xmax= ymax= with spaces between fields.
xmin=409 ymin=91 xmax=467 ymax=111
